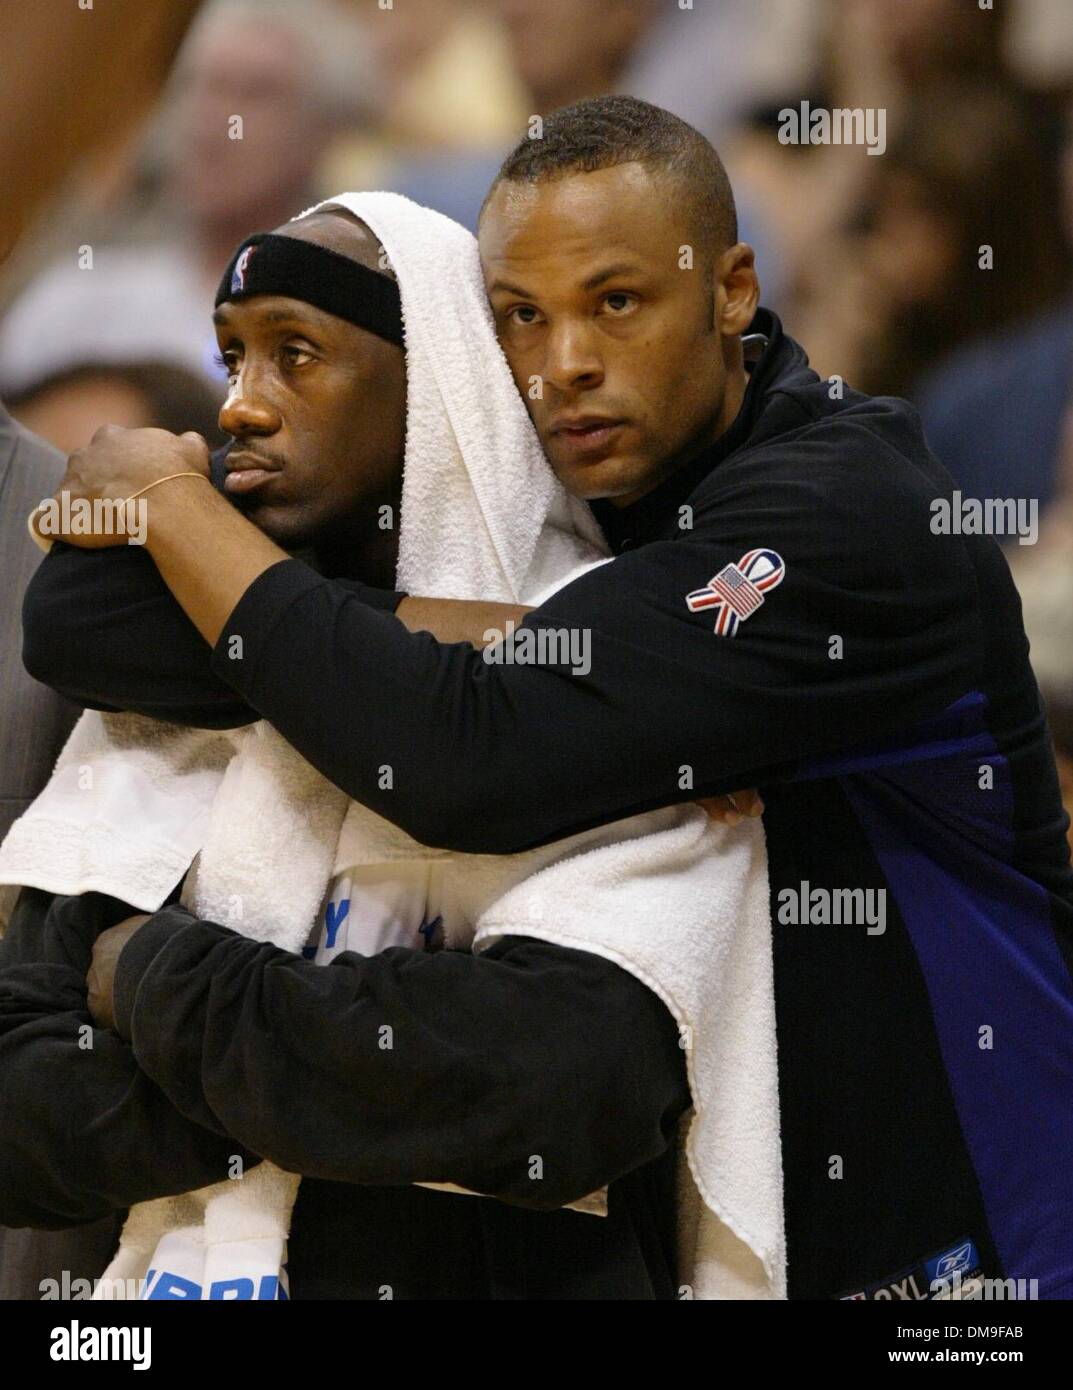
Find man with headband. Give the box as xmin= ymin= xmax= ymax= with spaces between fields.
xmin=21 ymin=96 xmax=1073 ymax=1302
xmin=1 ymin=200 xmax=753 ymax=1300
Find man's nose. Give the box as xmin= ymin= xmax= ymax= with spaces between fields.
xmin=218 ymin=366 xmax=282 ymax=439
xmin=541 ymin=320 xmax=604 ymax=395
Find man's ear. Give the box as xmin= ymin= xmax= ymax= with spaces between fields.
xmin=715 ymin=242 xmax=760 ymax=337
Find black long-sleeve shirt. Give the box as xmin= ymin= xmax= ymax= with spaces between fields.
xmin=24 ymin=319 xmax=987 ymax=855
xmin=0 ymin=888 xmax=257 ymax=1227
xmin=20 ymin=308 xmax=1073 ymax=1298
xmin=0 ymin=887 xmax=690 ymax=1299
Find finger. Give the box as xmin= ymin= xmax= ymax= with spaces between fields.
xmin=85 ymin=964 xmax=104 ymax=1026
xmin=179 ymin=431 xmax=210 ymax=463
xmin=729 ymin=788 xmax=765 ymax=817
xmin=695 ymin=791 xmax=765 ymax=825
xmin=87 ymin=970 xmax=115 ymax=1031
xmin=695 ymin=796 xmax=743 ymax=826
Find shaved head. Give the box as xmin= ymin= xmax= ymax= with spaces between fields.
xmin=273 ymin=206 xmax=396 ymax=279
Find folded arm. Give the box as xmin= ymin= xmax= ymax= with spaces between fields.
xmin=197 ymin=468 xmax=976 ymax=852
xmin=0 ymin=888 xmax=260 ymax=1228
xmin=23 ymin=486 xmax=529 ymax=727
xmin=30 ymin=431 xmax=967 ymax=853
xmin=112 ymin=906 xmax=691 ymax=1211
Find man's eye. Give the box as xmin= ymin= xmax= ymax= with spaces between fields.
xmin=602 ymin=293 xmax=636 ymax=314
xmin=507 ymin=305 xmax=542 ymax=326
xmin=214 ymin=351 xmax=239 ymax=378
xmin=283 ymin=345 xmax=314 ymax=367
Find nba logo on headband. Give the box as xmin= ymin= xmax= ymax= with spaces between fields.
xmin=231 ymin=244 xmax=257 ymax=295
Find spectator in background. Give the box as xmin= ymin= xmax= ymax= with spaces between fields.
xmin=321 ymin=0 xmax=528 ymax=231
xmin=326 ymin=0 xmax=527 ymax=170
xmin=918 ymin=103 xmax=1073 ymax=530
xmin=851 ymin=0 xmax=1012 ymax=97
xmin=918 ymin=297 xmax=1073 ymax=526
xmin=5 ymin=362 xmax=225 ymax=457
xmin=0 ymin=0 xmax=374 ymax=395
xmin=786 ymin=81 xmax=1069 ymax=397
xmin=380 ymin=0 xmax=783 ymax=297
xmin=617 ymin=0 xmax=785 ymax=144
xmin=499 ymin=0 xmax=659 ymax=117
xmin=365 ymin=0 xmax=660 ymax=230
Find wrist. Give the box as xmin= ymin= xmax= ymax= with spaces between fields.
xmin=141 ymin=472 xmax=217 ymax=556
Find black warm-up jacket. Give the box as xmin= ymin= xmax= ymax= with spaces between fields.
xmin=10 ymin=308 xmax=1073 ymax=1300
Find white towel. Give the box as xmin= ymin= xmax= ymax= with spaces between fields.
xmin=471 ymin=807 xmax=784 ymax=1299
xmin=0 ymin=191 xmax=785 ymax=1299
xmin=0 ymin=711 xmax=233 ymax=922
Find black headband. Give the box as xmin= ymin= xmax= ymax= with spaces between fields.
xmin=215 ymin=233 xmax=405 ymax=349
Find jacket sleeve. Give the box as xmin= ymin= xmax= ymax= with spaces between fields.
xmin=21 ymin=544 xmax=256 ymax=728
xmin=112 ymin=906 xmax=691 ymax=1212
xmin=205 ymin=455 xmax=980 ymax=851
xmin=20 ymin=439 xmax=405 ymax=728
xmin=0 ymin=888 xmax=261 ymax=1229
xmin=20 ymin=543 xmax=407 ymax=729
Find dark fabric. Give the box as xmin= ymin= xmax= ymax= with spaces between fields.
xmin=216 ymin=232 xmax=405 ymax=348
xmin=286 ymin=1150 xmax=680 ymax=1300
xmin=22 ymin=445 xmax=404 ymax=729
xmin=0 ymin=887 xmax=261 ymax=1225
xmin=0 ymin=888 xmax=256 ymax=1305
xmin=2 ymin=890 xmax=689 ymax=1300
xmin=111 ymin=904 xmax=689 ymax=1210
xmin=203 ymin=312 xmax=985 ymax=852
xmin=170 ymin=309 xmax=1073 ymax=1297
xmin=16 ymin=311 xmax=1073 ymax=1297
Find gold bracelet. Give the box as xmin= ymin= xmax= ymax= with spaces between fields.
xmin=124 ymin=470 xmax=208 ymax=503
xmin=26 ymin=471 xmax=208 ymax=554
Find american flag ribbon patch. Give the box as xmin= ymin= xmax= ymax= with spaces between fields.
xmin=685 ymin=548 xmax=785 ymax=637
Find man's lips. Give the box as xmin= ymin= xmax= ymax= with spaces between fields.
xmin=548 ymin=416 xmax=626 ymax=459
xmin=224 ymin=451 xmax=282 ymax=496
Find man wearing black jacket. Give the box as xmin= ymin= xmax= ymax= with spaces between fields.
xmin=2 ymin=194 xmax=698 ymax=1301
xmin=18 ymin=98 xmax=1073 ymax=1299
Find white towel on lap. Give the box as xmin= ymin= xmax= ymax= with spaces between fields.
xmin=0 ymin=192 xmax=785 ymax=1300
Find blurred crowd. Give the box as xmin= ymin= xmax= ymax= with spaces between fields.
xmin=2 ymin=0 xmax=1071 ymax=833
